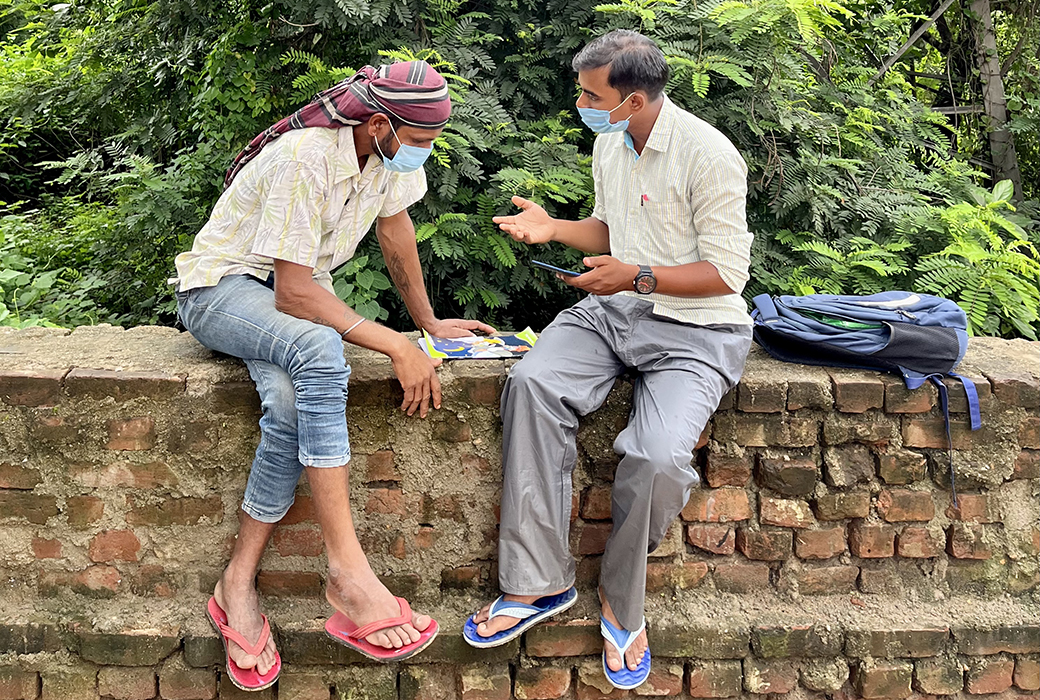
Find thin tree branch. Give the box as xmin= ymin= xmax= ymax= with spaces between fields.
xmin=868 ymin=0 xmax=958 ymax=86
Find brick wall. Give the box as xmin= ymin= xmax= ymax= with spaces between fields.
xmin=0 ymin=325 xmax=1037 ymax=700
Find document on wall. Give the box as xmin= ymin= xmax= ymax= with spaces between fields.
xmin=417 ymin=328 xmax=538 ymax=359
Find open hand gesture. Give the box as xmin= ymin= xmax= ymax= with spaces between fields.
xmin=492 ymin=196 xmax=556 ymax=245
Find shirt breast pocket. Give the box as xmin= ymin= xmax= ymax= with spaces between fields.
xmin=639 ymin=200 xmax=694 ymax=262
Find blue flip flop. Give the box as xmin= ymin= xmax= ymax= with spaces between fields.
xmin=463 ymin=587 xmax=578 ymax=648
xmin=601 ymin=616 xmax=651 ymax=690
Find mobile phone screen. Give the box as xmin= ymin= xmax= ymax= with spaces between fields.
xmin=532 ymin=260 xmax=582 ymax=277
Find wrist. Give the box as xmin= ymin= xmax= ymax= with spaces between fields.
xmin=548 ymin=218 xmax=560 ymax=243
xmin=387 ymin=333 xmax=415 ymax=361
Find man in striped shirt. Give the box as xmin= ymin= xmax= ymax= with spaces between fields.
xmin=464 ymin=30 xmax=754 ymax=689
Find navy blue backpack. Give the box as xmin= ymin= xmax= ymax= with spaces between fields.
xmin=751 ymin=291 xmax=981 ymax=504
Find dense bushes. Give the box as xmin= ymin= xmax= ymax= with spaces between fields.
xmin=1 ymin=0 xmax=1037 ymax=336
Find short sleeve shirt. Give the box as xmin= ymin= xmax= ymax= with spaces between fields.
xmin=173 ymin=127 xmax=426 ymax=293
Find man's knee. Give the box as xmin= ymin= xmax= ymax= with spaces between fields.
xmin=620 ymin=434 xmax=700 ymax=486
xmin=259 ymin=371 xmax=298 ymax=436
xmin=294 ymin=326 xmax=350 ymax=387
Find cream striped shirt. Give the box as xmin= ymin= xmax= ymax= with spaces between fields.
xmin=591 ymin=95 xmax=753 ymax=326
xmin=173 ymin=127 xmax=426 ymax=293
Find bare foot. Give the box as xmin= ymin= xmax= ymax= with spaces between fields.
xmin=470 ymin=588 xmax=571 ymax=638
xmin=599 ymin=587 xmax=647 ymax=672
xmin=326 ymin=566 xmax=432 ymax=649
xmin=213 ymin=572 xmax=278 ymax=675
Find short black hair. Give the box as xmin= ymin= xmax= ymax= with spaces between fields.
xmin=571 ymin=29 xmax=669 ymax=100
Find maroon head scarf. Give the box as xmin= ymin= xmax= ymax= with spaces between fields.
xmin=224 ymin=60 xmax=451 ymax=188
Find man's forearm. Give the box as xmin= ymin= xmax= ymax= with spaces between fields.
xmin=275 ymin=282 xmax=411 ymax=359
xmin=650 ymin=261 xmax=736 ymax=297
xmin=551 ymin=216 xmax=611 ymax=253
xmin=377 ymin=214 xmax=436 ymax=330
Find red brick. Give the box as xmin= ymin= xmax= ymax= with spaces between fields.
xmin=737 ymin=528 xmax=792 ymax=560
xmin=0 ymin=369 xmax=64 ymax=406
xmin=363 ymin=450 xmax=399 ymax=482
xmin=208 ymin=381 xmax=260 ymax=414
xmin=966 ymin=657 xmax=1014 ymax=694
xmin=854 ymin=660 xmax=913 ymax=699
xmin=903 ymin=418 xmax=973 ymax=450
xmin=67 ymin=495 xmax=104 ymax=528
xmin=400 ymin=666 xmax=456 ymax=700
xmin=877 ymin=449 xmax=928 ymax=485
xmin=1020 ymin=417 xmax=1040 ymax=449
xmin=576 ymin=660 xmax=625 ymax=700
xmin=71 ymin=461 xmax=177 ymax=489
xmin=31 ymin=538 xmax=61 ymax=559
xmin=256 ymin=570 xmax=322 ymax=597
xmin=89 ymin=530 xmax=141 ymax=563
xmin=40 ymin=666 xmax=97 ymax=700
xmin=711 ymin=414 xmax=818 ymax=448
xmin=884 ymin=380 xmax=936 ymax=413
xmin=432 ymin=416 xmax=471 ymax=443
xmin=756 ymin=456 xmax=817 ymax=496
xmin=65 ymin=368 xmax=183 ymax=400
xmin=578 ymin=523 xmax=612 ymax=555
xmin=849 ymin=523 xmax=896 ymax=558
xmin=455 ymin=375 xmax=502 ymax=406
xmin=0 ymin=666 xmax=39 ymax=700
xmin=814 ymin=490 xmax=871 ymax=520
xmin=165 ymin=420 xmax=217 ymax=455
xmin=793 ymin=565 xmax=859 ymax=595
xmin=32 ymin=415 xmax=82 ymax=443
xmin=527 ymin=620 xmax=601 ymax=657
xmin=689 ymin=660 xmax=742 ymax=698
xmin=1014 ymin=657 xmax=1040 ymax=691
xmin=460 ymin=453 xmax=491 ymax=474
xmin=581 ymin=486 xmax=613 ymax=520
xmin=515 ymin=667 xmax=571 ymax=700
xmin=277 ymin=672 xmax=328 ymax=700
xmin=106 ymin=417 xmax=156 ymax=451
xmin=281 ymin=495 xmax=316 ymax=524
xmin=823 ymin=445 xmax=874 ymax=487
xmin=988 ymin=371 xmax=1039 ymax=408
xmin=897 ymin=527 xmax=942 ymax=558
xmin=126 ymin=496 xmax=223 ymax=526
xmin=131 ymin=564 xmax=176 ymax=598
xmin=713 ymin=563 xmax=771 ymax=593
xmin=832 ymin=375 xmax=885 ymax=413
xmin=0 ymin=463 xmax=41 ymax=490
xmin=947 ymin=522 xmax=991 ymax=560
xmin=946 ymin=494 xmax=996 ymax=523
xmin=634 ymin=664 xmax=684 ymax=696
xmin=795 ymin=528 xmax=846 ymax=560
xmin=441 ymin=566 xmax=481 ymax=589
xmin=681 ymin=488 xmax=751 ymax=522
xmin=646 ymin=561 xmax=709 ymax=592
xmin=913 ymin=656 xmax=964 ymax=695
xmin=366 ymin=488 xmax=421 ymax=516
xmin=460 ymin=666 xmax=510 ymax=700
xmin=687 ymin=524 xmax=735 ymax=555
xmin=1013 ymin=450 xmax=1040 ymax=479
xmin=742 ymin=658 xmax=797 ymax=694
xmin=272 ymin=528 xmax=324 ymax=557
xmin=955 ymin=626 xmax=1040 ymax=655
xmin=760 ymin=497 xmax=814 ymax=529
xmin=877 ymin=489 xmax=935 ymax=522
xmin=704 ymin=455 xmax=751 ymax=487
xmin=0 ymin=491 xmax=58 ymax=525
xmin=787 ymin=377 xmax=832 ymax=410
xmin=98 ymin=666 xmax=155 ymax=700
xmin=737 ymin=378 xmax=786 ymax=412
xmin=39 ymin=565 xmax=122 ymax=598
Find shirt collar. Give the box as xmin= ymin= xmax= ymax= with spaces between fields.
xmin=331 ymin=128 xmax=366 ymax=186
xmin=622 ymin=94 xmax=675 ymax=158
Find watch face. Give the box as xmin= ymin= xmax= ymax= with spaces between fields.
xmin=635 ymin=274 xmax=657 ymax=294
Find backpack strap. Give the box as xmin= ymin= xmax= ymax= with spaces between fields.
xmin=949 ymin=372 xmax=981 ymax=431
xmin=752 ymin=294 xmax=779 ymax=322
xmin=931 ymin=377 xmax=959 ymax=508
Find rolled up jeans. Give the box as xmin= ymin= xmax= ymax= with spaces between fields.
xmin=176 ymin=274 xmax=351 ymax=523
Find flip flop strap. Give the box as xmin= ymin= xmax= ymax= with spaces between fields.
xmin=487 ymin=596 xmax=540 ymax=621
xmin=217 ymin=614 xmax=271 ymax=657
xmin=600 ymin=617 xmax=646 ymax=657
xmin=350 ymin=597 xmax=412 ymax=641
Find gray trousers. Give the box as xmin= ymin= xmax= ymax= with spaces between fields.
xmin=498 ymin=294 xmax=752 ymax=630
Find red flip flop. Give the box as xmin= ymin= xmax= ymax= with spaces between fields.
xmin=206 ymin=597 xmax=281 ymax=691
xmin=324 ymin=596 xmax=439 ymax=661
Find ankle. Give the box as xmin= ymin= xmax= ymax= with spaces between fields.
xmin=221 ymin=564 xmax=257 ymax=592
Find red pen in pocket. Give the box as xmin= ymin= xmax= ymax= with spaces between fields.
xmin=641 ymin=194 xmax=649 ymax=206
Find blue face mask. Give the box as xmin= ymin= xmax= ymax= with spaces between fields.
xmin=375 ymin=121 xmax=432 ymax=173
xmin=577 ymin=92 xmax=634 ymax=134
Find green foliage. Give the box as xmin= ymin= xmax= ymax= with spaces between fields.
xmin=0 ymin=0 xmax=1037 ymax=338
xmin=913 ymin=181 xmax=1040 ymax=338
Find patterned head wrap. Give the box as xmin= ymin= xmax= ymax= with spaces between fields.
xmin=224 ymin=60 xmax=451 ymax=187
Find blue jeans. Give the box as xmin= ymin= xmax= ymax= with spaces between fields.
xmin=176 ymin=274 xmax=352 ymax=523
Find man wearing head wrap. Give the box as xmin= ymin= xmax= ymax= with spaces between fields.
xmin=173 ymin=60 xmax=493 ymax=689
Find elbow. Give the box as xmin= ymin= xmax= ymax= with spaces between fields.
xmin=274 ymin=288 xmax=309 ymax=318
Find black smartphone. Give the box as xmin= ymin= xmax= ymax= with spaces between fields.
xmin=532 ymin=260 xmax=582 ymax=277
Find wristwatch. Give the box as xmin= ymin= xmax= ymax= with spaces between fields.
xmin=633 ymin=264 xmax=657 ymax=294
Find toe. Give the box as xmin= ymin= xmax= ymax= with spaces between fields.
xmin=367 ymin=631 xmax=392 ymax=649
xmin=387 ymin=627 xmax=406 ymax=648
xmin=231 ymin=651 xmax=258 ymax=671
xmin=403 ymin=622 xmax=421 ymax=643
xmin=604 ymin=646 xmax=623 ymax=672
xmin=413 ymin=613 xmax=432 ymax=633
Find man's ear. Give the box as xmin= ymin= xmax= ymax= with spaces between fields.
xmin=368 ymin=113 xmax=389 ymax=137
xmin=629 ymin=91 xmax=646 ymax=114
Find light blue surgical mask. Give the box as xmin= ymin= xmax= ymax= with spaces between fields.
xmin=577 ymin=92 xmax=634 ymax=134
xmin=374 ymin=121 xmax=432 ymax=173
